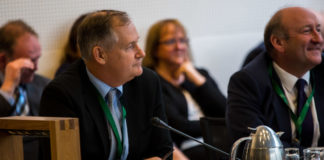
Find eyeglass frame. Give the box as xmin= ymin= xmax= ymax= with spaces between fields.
xmin=159 ymin=38 xmax=189 ymax=45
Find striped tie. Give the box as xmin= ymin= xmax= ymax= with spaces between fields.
xmin=14 ymin=85 xmax=27 ymax=115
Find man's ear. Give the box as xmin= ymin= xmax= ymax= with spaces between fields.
xmin=92 ymin=46 xmax=106 ymax=65
xmin=270 ymin=35 xmax=285 ymax=53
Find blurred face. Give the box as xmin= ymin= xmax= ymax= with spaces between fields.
xmin=10 ymin=33 xmax=41 ymax=83
xmin=281 ymin=8 xmax=323 ymax=69
xmin=103 ymin=22 xmax=145 ymax=83
xmin=156 ymin=23 xmax=188 ymax=67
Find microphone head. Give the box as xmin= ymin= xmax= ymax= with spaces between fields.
xmin=151 ymin=117 xmax=162 ymax=127
xmin=151 ymin=117 xmax=168 ymax=129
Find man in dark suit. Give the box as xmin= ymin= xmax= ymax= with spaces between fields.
xmin=40 ymin=10 xmax=173 ymax=160
xmin=0 ymin=20 xmax=49 ymax=160
xmin=227 ymin=7 xmax=324 ymax=150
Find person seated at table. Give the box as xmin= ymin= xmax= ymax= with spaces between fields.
xmin=143 ymin=18 xmax=226 ymax=160
xmin=40 ymin=10 xmax=173 ymax=160
xmin=0 ymin=20 xmax=50 ymax=160
xmin=227 ymin=7 xmax=324 ymax=151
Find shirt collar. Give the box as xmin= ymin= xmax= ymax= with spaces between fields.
xmin=273 ymin=62 xmax=310 ymax=93
xmin=86 ymin=67 xmax=123 ymax=98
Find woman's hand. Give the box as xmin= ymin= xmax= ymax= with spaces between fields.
xmin=175 ymin=58 xmax=206 ymax=87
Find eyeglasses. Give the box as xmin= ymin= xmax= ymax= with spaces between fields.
xmin=159 ymin=38 xmax=189 ymax=45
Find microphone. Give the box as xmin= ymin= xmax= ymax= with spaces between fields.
xmin=151 ymin=117 xmax=231 ymax=158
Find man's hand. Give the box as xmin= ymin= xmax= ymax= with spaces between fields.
xmin=0 ymin=58 xmax=34 ymax=96
xmin=173 ymin=146 xmax=189 ymax=160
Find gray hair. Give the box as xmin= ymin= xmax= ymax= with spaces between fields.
xmin=77 ymin=10 xmax=130 ymax=60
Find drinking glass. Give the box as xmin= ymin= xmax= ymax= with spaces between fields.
xmin=307 ymin=147 xmax=324 ymax=160
xmin=285 ymin=148 xmax=300 ymax=160
xmin=304 ymin=148 xmax=321 ymax=160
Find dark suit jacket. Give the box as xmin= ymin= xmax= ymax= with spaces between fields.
xmin=0 ymin=74 xmax=50 ymax=116
xmin=227 ymin=51 xmax=324 ymax=148
xmin=158 ymin=68 xmax=226 ymax=146
xmin=0 ymin=74 xmax=49 ymax=160
xmin=40 ymin=59 xmax=173 ymax=160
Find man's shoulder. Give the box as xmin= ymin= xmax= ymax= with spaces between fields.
xmin=243 ymin=51 xmax=269 ymax=70
xmin=229 ymin=51 xmax=272 ymax=92
xmin=129 ymin=67 xmax=159 ymax=83
xmin=234 ymin=51 xmax=270 ymax=78
xmin=47 ymin=59 xmax=85 ymax=90
xmin=142 ymin=67 xmax=159 ymax=79
xmin=312 ymin=54 xmax=324 ymax=73
xmin=32 ymin=74 xmax=50 ymax=86
xmin=124 ymin=67 xmax=160 ymax=95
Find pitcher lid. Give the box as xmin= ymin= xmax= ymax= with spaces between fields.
xmin=250 ymin=125 xmax=283 ymax=148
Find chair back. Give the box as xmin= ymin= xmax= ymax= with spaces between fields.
xmin=200 ymin=117 xmax=231 ymax=160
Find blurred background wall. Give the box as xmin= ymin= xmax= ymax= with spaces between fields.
xmin=0 ymin=0 xmax=323 ymax=95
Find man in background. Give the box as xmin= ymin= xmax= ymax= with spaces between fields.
xmin=0 ymin=20 xmax=50 ymax=160
xmin=40 ymin=10 xmax=173 ymax=160
xmin=227 ymin=7 xmax=324 ymax=150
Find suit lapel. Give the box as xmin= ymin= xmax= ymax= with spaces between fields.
xmin=79 ymin=61 xmax=111 ymax=156
xmin=120 ymin=85 xmax=133 ymax=138
xmin=272 ymin=90 xmax=292 ymax=139
xmin=269 ymin=62 xmax=292 ymax=140
xmin=120 ymin=80 xmax=146 ymax=148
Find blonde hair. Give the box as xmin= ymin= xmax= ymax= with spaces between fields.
xmin=143 ymin=19 xmax=191 ymax=69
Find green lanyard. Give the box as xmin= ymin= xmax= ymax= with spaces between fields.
xmin=97 ymin=91 xmax=126 ymax=158
xmin=268 ymin=63 xmax=314 ymax=140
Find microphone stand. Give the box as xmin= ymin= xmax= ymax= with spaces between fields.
xmin=151 ymin=117 xmax=239 ymax=160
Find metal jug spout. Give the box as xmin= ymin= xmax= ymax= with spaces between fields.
xmin=276 ymin=131 xmax=284 ymax=137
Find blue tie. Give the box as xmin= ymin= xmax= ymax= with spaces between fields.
xmin=107 ymin=88 xmax=129 ymax=159
xmin=14 ymin=85 xmax=27 ymax=115
xmin=107 ymin=89 xmax=122 ymax=134
xmin=296 ymin=79 xmax=313 ymax=146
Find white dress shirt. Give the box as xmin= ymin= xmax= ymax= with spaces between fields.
xmin=273 ymin=62 xmax=320 ymax=147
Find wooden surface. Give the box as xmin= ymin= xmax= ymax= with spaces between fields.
xmin=0 ymin=116 xmax=81 ymax=160
xmin=0 ymin=132 xmax=23 ymax=160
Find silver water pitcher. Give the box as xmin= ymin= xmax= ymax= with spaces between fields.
xmin=231 ymin=125 xmax=285 ymax=160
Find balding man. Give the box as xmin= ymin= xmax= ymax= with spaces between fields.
xmin=227 ymin=7 xmax=324 ymax=150
xmin=0 ymin=20 xmax=49 ymax=160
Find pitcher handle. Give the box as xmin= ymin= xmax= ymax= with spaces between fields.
xmin=231 ymin=136 xmax=252 ymax=160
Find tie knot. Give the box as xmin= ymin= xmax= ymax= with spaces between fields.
xmin=107 ymin=88 xmax=117 ymax=103
xmin=296 ymin=79 xmax=307 ymax=91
